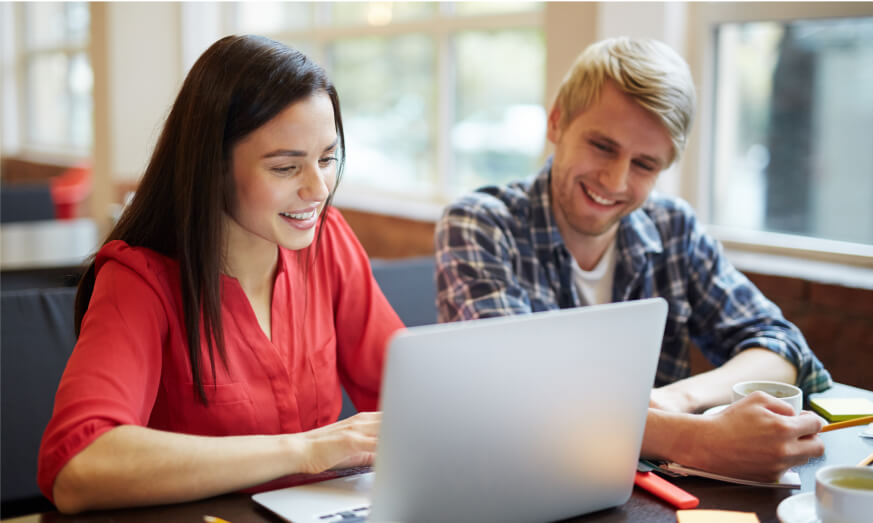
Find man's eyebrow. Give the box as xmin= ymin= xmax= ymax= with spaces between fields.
xmin=589 ymin=131 xmax=665 ymax=166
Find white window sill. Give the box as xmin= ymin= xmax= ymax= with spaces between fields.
xmin=711 ymin=225 xmax=873 ymax=290
xmin=332 ymin=189 xmax=446 ymax=223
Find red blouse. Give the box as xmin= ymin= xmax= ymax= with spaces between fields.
xmin=37 ymin=208 xmax=404 ymax=501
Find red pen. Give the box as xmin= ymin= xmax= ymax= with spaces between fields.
xmin=634 ymin=470 xmax=699 ymax=509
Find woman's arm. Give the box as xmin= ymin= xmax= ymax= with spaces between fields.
xmin=53 ymin=412 xmax=380 ymax=514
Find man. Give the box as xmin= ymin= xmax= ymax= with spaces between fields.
xmin=435 ymin=37 xmax=831 ymax=481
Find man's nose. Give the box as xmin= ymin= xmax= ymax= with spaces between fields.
xmin=599 ymin=157 xmax=630 ymax=193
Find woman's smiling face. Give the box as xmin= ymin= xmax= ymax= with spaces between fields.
xmin=226 ymin=92 xmax=338 ymax=253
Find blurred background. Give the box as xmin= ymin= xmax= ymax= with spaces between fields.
xmin=2 ymin=2 xmax=873 ymax=251
xmin=1 ymin=0 xmax=872 ymax=371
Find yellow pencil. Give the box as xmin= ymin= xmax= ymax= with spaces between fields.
xmin=203 ymin=516 xmax=232 ymax=523
xmin=820 ymin=414 xmax=873 ymax=433
xmin=858 ymin=451 xmax=873 ymax=467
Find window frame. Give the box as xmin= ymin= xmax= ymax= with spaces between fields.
xmin=683 ymin=1 xmax=873 ymax=267
xmin=222 ymin=2 xmax=545 ymax=220
xmin=6 ymin=1 xmax=93 ymax=160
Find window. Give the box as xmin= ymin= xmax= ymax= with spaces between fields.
xmin=9 ymin=2 xmax=93 ymax=155
xmin=708 ymin=15 xmax=873 ymax=248
xmin=228 ymin=1 xmax=545 ymax=210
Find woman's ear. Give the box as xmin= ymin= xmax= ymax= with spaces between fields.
xmin=547 ymin=104 xmax=562 ymax=145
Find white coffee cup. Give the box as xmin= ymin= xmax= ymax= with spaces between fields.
xmin=731 ymin=380 xmax=803 ymax=413
xmin=815 ymin=465 xmax=873 ymax=523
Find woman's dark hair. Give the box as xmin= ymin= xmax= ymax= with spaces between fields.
xmin=74 ymin=35 xmax=345 ymax=403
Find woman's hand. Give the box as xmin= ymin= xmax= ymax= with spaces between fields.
xmin=292 ymin=412 xmax=382 ymax=474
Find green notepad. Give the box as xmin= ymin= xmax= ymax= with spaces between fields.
xmin=809 ymin=397 xmax=873 ymax=422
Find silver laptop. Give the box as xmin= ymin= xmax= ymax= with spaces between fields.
xmin=253 ymin=298 xmax=667 ymax=523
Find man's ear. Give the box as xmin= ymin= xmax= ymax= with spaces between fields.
xmin=547 ymin=104 xmax=562 ymax=144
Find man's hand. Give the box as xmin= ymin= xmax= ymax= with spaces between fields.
xmin=690 ymin=392 xmax=825 ymax=482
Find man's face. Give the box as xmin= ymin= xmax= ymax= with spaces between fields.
xmin=548 ymin=81 xmax=673 ymax=243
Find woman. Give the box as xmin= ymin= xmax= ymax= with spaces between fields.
xmin=37 ymin=35 xmax=404 ymax=514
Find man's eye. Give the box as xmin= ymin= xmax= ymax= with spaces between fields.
xmin=633 ymin=160 xmax=656 ymax=172
xmin=591 ymin=141 xmax=612 ymax=152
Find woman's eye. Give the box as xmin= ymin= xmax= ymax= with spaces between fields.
xmin=272 ymin=165 xmax=300 ymax=176
xmin=319 ymin=156 xmax=337 ymax=167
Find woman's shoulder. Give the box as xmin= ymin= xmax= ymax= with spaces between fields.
xmin=94 ymin=240 xmax=178 ymax=288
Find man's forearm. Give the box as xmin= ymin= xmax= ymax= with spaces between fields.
xmin=640 ymin=394 xmax=824 ymax=482
xmin=654 ymin=347 xmax=798 ymax=413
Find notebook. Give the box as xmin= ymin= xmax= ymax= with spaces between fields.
xmin=809 ymin=397 xmax=873 ymax=422
xmin=253 ymin=298 xmax=668 ymax=523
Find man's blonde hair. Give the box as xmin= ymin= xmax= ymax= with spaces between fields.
xmin=554 ymin=37 xmax=696 ymax=163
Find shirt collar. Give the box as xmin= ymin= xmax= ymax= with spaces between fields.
xmin=528 ymin=157 xmax=568 ymax=258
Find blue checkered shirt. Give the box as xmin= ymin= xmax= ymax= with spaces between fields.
xmin=435 ymin=159 xmax=832 ymax=394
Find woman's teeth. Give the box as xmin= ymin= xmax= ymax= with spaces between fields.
xmin=281 ymin=210 xmax=317 ymax=220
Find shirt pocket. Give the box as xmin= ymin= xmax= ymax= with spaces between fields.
xmin=165 ymin=380 xmax=259 ymax=436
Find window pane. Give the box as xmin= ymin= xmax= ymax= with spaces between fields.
xmin=234 ymin=1 xmax=313 ymax=34
xmin=454 ymin=2 xmax=542 ymax=17
xmin=452 ymin=29 xmax=546 ymax=193
xmin=69 ymin=52 xmax=93 ymax=148
xmin=329 ymin=2 xmax=436 ymax=27
xmin=25 ymin=2 xmax=88 ymax=48
xmin=28 ymin=53 xmax=70 ymax=147
xmin=712 ymin=18 xmax=873 ymax=245
xmin=328 ymin=35 xmax=436 ymax=195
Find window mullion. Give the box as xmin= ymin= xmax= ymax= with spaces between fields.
xmin=435 ymin=27 xmax=454 ymax=204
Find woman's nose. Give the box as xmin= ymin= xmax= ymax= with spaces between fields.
xmin=298 ymin=164 xmax=330 ymax=202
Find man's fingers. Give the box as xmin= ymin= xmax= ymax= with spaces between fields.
xmin=793 ymin=411 xmax=826 ymax=436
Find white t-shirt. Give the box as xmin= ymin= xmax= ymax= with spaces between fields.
xmin=571 ymin=240 xmax=617 ymax=306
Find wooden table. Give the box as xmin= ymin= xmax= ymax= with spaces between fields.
xmin=7 ymin=383 xmax=871 ymax=523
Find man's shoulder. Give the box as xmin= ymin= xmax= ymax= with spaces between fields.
xmin=443 ymin=178 xmax=535 ymax=223
xmin=637 ymin=192 xmax=699 ymax=232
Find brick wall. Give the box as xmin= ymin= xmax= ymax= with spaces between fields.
xmin=748 ymin=273 xmax=873 ymax=391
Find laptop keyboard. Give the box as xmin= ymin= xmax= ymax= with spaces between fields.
xmin=314 ymin=466 xmax=373 ymax=522
xmin=318 ymin=505 xmax=370 ymax=522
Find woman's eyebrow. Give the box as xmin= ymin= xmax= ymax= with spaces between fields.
xmin=322 ymin=138 xmax=338 ymax=152
xmin=262 ymin=149 xmax=306 ymax=159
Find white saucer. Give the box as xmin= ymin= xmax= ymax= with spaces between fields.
xmin=702 ymin=404 xmax=729 ymax=415
xmin=777 ymin=492 xmax=819 ymax=523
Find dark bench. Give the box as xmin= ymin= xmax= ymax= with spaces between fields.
xmin=0 ymin=256 xmax=436 ymax=517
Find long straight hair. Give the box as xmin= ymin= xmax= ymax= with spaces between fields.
xmin=74 ymin=35 xmax=346 ymax=403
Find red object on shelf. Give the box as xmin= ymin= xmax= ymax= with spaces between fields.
xmin=49 ymin=165 xmax=92 ymax=219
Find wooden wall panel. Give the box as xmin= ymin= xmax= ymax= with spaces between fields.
xmin=337 ymin=207 xmax=436 ymax=259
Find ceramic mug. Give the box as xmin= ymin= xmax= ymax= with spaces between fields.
xmin=731 ymin=381 xmax=803 ymax=413
xmin=815 ymin=465 xmax=873 ymax=523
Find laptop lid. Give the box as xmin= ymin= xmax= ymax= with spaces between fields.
xmin=254 ymin=298 xmax=667 ymax=522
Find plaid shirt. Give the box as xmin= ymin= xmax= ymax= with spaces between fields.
xmin=435 ymin=159 xmax=832 ymax=394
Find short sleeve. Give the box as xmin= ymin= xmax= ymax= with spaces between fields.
xmin=37 ymin=250 xmax=169 ymax=501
